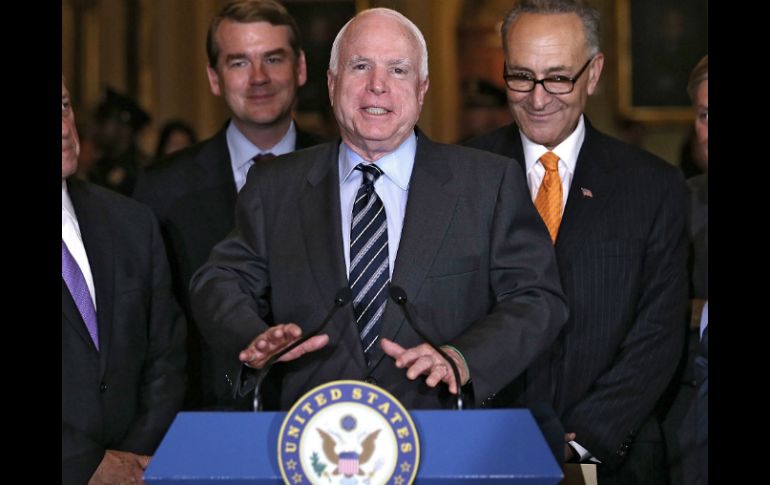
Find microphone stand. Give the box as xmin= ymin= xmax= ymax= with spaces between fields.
xmin=389 ymin=286 xmax=464 ymax=410
xmin=251 ymin=288 xmax=352 ymax=411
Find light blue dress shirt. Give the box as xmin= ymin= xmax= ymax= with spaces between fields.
xmin=338 ymin=133 xmax=416 ymax=278
xmin=227 ymin=121 xmax=297 ymax=193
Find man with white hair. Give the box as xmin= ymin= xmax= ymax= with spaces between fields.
xmin=191 ymin=8 xmax=567 ymax=410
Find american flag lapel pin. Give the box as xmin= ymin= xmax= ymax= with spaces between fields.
xmin=581 ymin=187 xmax=593 ymax=198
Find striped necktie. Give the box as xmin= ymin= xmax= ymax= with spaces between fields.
xmin=534 ymin=151 xmax=562 ymax=243
xmin=349 ymin=163 xmax=389 ymax=364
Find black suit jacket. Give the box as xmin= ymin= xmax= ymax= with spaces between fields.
xmin=62 ymin=179 xmax=186 ymax=484
xmin=133 ymin=122 xmax=325 ymax=408
xmin=190 ymin=130 xmax=568 ymax=410
xmin=467 ymin=120 xmax=688 ymax=471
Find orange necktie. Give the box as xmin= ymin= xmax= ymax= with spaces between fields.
xmin=534 ymin=151 xmax=562 ymax=243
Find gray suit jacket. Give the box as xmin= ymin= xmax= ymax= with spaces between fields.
xmin=190 ymin=130 xmax=568 ymax=410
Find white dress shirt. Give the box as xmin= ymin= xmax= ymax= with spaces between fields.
xmin=338 ymin=133 xmax=416 ymax=278
xmin=520 ymin=115 xmax=586 ymax=211
xmin=62 ymin=181 xmax=97 ymax=308
xmin=227 ymin=121 xmax=297 ymax=193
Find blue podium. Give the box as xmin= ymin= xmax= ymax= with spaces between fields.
xmin=145 ymin=410 xmax=562 ymax=484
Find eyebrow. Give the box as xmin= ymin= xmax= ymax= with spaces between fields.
xmin=223 ymin=48 xmax=290 ymax=63
xmin=347 ymin=56 xmax=413 ymax=68
xmin=507 ymin=64 xmax=574 ymax=75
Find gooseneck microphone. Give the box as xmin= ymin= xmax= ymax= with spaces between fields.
xmin=389 ymin=286 xmax=464 ymax=410
xmin=251 ymin=287 xmax=352 ymax=411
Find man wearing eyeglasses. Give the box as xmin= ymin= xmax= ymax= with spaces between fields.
xmin=467 ymin=1 xmax=687 ymax=484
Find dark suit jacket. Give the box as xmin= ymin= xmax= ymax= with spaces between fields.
xmin=466 ymin=120 xmax=688 ymax=472
xmin=132 ymin=122 xmax=325 ymax=409
xmin=190 ymin=130 xmax=568 ymax=410
xmin=62 ymin=179 xmax=186 ymax=484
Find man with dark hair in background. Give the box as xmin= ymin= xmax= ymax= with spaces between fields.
xmin=133 ymin=0 xmax=326 ymax=410
xmin=467 ymin=1 xmax=687 ymax=483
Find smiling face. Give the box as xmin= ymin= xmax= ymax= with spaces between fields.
xmin=62 ymin=78 xmax=80 ymax=180
xmin=207 ymin=20 xmax=306 ymax=138
xmin=504 ymin=13 xmax=603 ymax=149
xmin=327 ymin=12 xmax=429 ymax=161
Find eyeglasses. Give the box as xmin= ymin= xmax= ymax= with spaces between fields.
xmin=503 ymin=57 xmax=594 ymax=95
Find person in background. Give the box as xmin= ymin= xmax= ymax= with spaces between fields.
xmin=676 ymin=54 xmax=708 ymax=485
xmin=190 ymin=7 xmax=567 ymax=412
xmin=62 ymin=76 xmax=186 ymax=484
xmin=89 ymin=87 xmax=152 ymax=196
xmin=154 ymin=119 xmax=198 ymax=160
xmin=133 ymin=0 xmax=326 ymax=410
xmin=466 ymin=1 xmax=687 ymax=482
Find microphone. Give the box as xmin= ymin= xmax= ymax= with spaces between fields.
xmin=389 ymin=286 xmax=464 ymax=410
xmin=250 ymin=287 xmax=352 ymax=411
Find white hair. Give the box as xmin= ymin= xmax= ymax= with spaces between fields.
xmin=328 ymin=8 xmax=429 ymax=81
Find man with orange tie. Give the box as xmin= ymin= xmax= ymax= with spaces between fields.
xmin=467 ymin=1 xmax=687 ymax=483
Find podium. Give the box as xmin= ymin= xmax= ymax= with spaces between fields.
xmin=145 ymin=409 xmax=562 ymax=484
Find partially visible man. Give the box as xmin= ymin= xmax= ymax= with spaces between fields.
xmin=677 ymin=54 xmax=708 ymax=485
xmin=190 ymin=7 xmax=567 ymax=412
xmin=467 ymin=1 xmax=687 ymax=483
xmin=133 ymin=0 xmax=326 ymax=410
xmin=62 ymin=76 xmax=186 ymax=484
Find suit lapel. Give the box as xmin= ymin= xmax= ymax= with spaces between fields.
xmin=193 ymin=128 xmax=238 ymax=231
xmin=555 ymin=122 xmax=615 ymax=255
xmin=68 ymin=180 xmax=114 ymax=376
xmin=297 ymin=143 xmax=369 ymax=372
xmin=367 ymin=133 xmax=459 ymax=369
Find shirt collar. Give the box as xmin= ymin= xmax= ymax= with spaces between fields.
xmin=62 ymin=180 xmax=81 ymax=238
xmin=339 ymin=132 xmax=416 ymax=191
xmin=226 ymin=120 xmax=297 ymax=171
xmin=520 ymin=114 xmax=585 ymax=175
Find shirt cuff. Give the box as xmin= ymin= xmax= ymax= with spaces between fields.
xmin=569 ymin=440 xmax=602 ymax=464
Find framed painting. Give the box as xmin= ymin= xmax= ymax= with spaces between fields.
xmin=616 ymin=0 xmax=708 ymax=123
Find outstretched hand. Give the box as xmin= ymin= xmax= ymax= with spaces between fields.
xmin=239 ymin=323 xmax=329 ymax=369
xmin=380 ymin=338 xmax=468 ymax=394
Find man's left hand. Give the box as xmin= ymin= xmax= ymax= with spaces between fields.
xmin=381 ymin=338 xmax=469 ymax=394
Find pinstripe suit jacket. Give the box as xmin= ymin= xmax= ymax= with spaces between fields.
xmin=190 ymin=130 xmax=568 ymax=411
xmin=466 ymin=119 xmax=688 ymax=471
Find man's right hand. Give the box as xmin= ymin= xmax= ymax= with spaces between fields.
xmin=238 ymin=323 xmax=329 ymax=369
xmin=88 ymin=449 xmax=150 ymax=484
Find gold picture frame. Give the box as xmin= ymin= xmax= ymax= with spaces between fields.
xmin=616 ymin=0 xmax=707 ymax=123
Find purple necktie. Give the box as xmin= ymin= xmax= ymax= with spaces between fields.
xmin=62 ymin=240 xmax=99 ymax=350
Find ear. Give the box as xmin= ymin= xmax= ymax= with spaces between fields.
xmin=296 ymin=50 xmax=308 ymax=88
xmin=417 ymin=77 xmax=430 ymax=107
xmin=586 ymin=53 xmax=604 ymax=96
xmin=327 ymin=69 xmax=336 ymax=107
xmin=206 ymin=65 xmax=222 ymax=97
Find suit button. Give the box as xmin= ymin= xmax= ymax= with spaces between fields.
xmin=365 ymin=377 xmax=377 ymax=385
xmin=100 ymin=382 xmax=107 ymax=393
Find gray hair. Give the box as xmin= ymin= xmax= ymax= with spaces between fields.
xmin=501 ymin=0 xmax=600 ymax=58
xmin=329 ymin=8 xmax=429 ymax=81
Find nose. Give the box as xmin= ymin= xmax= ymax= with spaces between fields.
xmin=62 ymin=118 xmax=70 ymax=138
xmin=367 ymin=66 xmax=388 ymax=95
xmin=529 ymin=82 xmax=552 ymax=110
xmin=250 ymin=61 xmax=269 ymax=85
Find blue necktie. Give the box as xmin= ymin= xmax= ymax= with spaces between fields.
xmin=62 ymin=240 xmax=99 ymax=350
xmin=349 ymin=163 xmax=389 ymax=364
